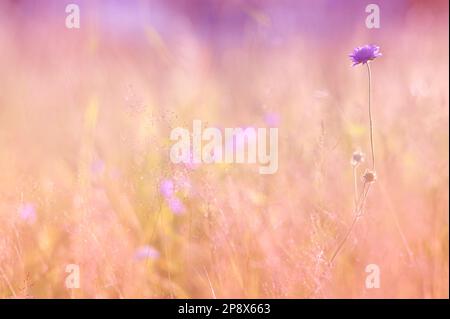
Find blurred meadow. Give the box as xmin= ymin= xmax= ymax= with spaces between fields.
xmin=0 ymin=0 xmax=448 ymax=298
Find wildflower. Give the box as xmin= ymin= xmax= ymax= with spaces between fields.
xmin=160 ymin=179 xmax=174 ymax=199
xmin=18 ymin=203 xmax=37 ymax=224
xmin=362 ymin=169 xmax=377 ymax=183
xmin=332 ymin=44 xmax=381 ymax=264
xmin=168 ymin=197 xmax=186 ymax=215
xmin=264 ymin=112 xmax=280 ymax=127
xmin=134 ymin=245 xmax=160 ymax=261
xmin=349 ymin=44 xmax=381 ymax=66
xmin=351 ymin=150 xmax=365 ymax=166
xmin=160 ymin=178 xmax=187 ymax=215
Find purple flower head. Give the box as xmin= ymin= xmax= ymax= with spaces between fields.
xmin=160 ymin=179 xmax=175 ymax=199
xmin=168 ymin=197 xmax=186 ymax=215
xmin=349 ymin=45 xmax=382 ymax=66
xmin=134 ymin=245 xmax=160 ymax=261
xmin=264 ymin=112 xmax=280 ymax=127
xmin=18 ymin=203 xmax=37 ymax=224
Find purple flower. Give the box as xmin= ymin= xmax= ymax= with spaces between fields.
xmin=160 ymin=179 xmax=174 ymax=199
xmin=349 ymin=45 xmax=382 ymax=66
xmin=167 ymin=197 xmax=186 ymax=215
xmin=18 ymin=203 xmax=36 ymax=224
xmin=134 ymin=245 xmax=160 ymax=261
xmin=264 ymin=112 xmax=280 ymax=127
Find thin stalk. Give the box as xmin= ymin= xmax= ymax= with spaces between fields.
xmin=0 ymin=266 xmax=17 ymax=297
xmin=330 ymin=61 xmax=377 ymax=265
xmin=352 ymin=166 xmax=358 ymax=209
xmin=329 ymin=182 xmax=370 ymax=264
xmin=329 ymin=211 xmax=360 ymax=265
xmin=366 ymin=62 xmax=375 ymax=170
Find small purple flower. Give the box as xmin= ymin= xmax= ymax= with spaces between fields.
xmin=160 ymin=179 xmax=174 ymax=199
xmin=264 ymin=112 xmax=280 ymax=127
xmin=167 ymin=197 xmax=186 ymax=215
xmin=134 ymin=245 xmax=160 ymax=261
xmin=18 ymin=203 xmax=36 ymax=224
xmin=349 ymin=45 xmax=382 ymax=66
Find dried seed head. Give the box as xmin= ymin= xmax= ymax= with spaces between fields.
xmin=362 ymin=169 xmax=377 ymax=183
xmin=351 ymin=150 xmax=365 ymax=167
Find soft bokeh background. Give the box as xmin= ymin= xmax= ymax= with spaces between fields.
xmin=0 ymin=0 xmax=448 ymax=298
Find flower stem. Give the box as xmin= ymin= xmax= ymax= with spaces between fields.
xmin=366 ymin=62 xmax=375 ymax=170
xmin=353 ymin=166 xmax=358 ymax=209
xmin=330 ymin=61 xmax=377 ymax=265
xmin=329 ymin=182 xmax=371 ymax=264
xmin=329 ymin=211 xmax=359 ymax=265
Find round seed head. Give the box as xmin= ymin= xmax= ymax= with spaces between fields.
xmin=362 ymin=169 xmax=377 ymax=183
xmin=351 ymin=150 xmax=365 ymax=166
